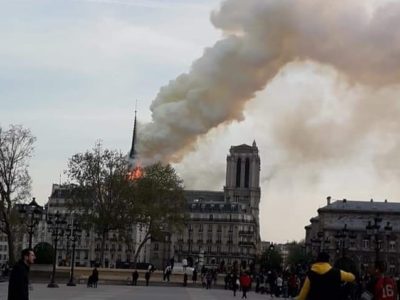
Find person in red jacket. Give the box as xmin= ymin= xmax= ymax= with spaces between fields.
xmin=240 ymin=272 xmax=252 ymax=299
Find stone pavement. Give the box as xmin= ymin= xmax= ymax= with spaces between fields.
xmin=0 ymin=282 xmax=290 ymax=300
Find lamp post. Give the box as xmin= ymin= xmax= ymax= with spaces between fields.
xmin=334 ymin=224 xmax=357 ymax=258
xmin=47 ymin=211 xmax=67 ymax=288
xmin=311 ymin=231 xmax=329 ymax=254
xmin=66 ymin=217 xmax=82 ymax=286
xmin=188 ymin=225 xmax=193 ymax=255
xmin=19 ymin=197 xmax=43 ymax=248
xmin=266 ymin=243 xmax=275 ymax=271
xmin=366 ymin=215 xmax=392 ymax=267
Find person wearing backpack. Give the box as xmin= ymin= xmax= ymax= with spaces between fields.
xmin=296 ymin=252 xmax=355 ymax=300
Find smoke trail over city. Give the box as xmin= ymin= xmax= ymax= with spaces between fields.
xmin=137 ymin=0 xmax=400 ymax=169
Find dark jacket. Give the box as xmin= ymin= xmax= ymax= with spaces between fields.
xmin=297 ymin=262 xmax=355 ymax=300
xmin=8 ymin=260 xmax=30 ymax=300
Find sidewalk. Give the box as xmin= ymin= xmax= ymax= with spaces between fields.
xmin=0 ymin=282 xmax=291 ymax=300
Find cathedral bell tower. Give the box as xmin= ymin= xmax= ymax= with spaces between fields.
xmin=224 ymin=141 xmax=261 ymax=233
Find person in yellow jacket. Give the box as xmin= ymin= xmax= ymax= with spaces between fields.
xmin=296 ymin=252 xmax=355 ymax=300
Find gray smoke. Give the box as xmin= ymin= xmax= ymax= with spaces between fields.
xmin=137 ymin=0 xmax=400 ymax=170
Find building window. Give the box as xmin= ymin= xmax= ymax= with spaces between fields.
xmin=154 ymin=243 xmax=159 ymax=251
xmin=363 ymin=239 xmax=370 ymax=249
xmin=199 ymin=224 xmax=203 ymax=232
xmin=389 ymin=241 xmax=396 ymax=251
xmin=244 ymin=158 xmax=250 ymax=188
xmin=209 ymin=214 xmax=213 ymax=220
xmin=236 ymin=158 xmax=241 ymax=187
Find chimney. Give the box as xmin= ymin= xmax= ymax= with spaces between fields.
xmin=327 ymin=196 xmax=331 ymax=205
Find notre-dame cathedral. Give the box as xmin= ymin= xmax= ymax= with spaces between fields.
xmin=150 ymin=142 xmax=261 ymax=269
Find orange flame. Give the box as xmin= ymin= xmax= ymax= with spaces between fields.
xmin=128 ymin=164 xmax=144 ymax=180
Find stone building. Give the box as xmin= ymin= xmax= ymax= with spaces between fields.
xmin=19 ymin=184 xmax=151 ymax=268
xmin=305 ymin=197 xmax=400 ymax=275
xmin=151 ymin=142 xmax=262 ymax=269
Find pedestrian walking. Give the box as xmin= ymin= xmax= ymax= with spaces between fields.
xmin=8 ymin=248 xmax=35 ymax=300
xmin=240 ymin=272 xmax=252 ymax=299
xmin=163 ymin=265 xmax=171 ymax=282
xmin=232 ymin=273 xmax=239 ymax=297
xmin=183 ymin=272 xmax=188 ymax=287
xmin=296 ymin=252 xmax=355 ymax=300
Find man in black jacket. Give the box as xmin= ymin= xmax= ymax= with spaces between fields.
xmin=297 ymin=252 xmax=355 ymax=300
xmin=8 ymin=248 xmax=35 ymax=300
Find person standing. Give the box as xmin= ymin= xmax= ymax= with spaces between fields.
xmin=132 ymin=269 xmax=139 ymax=286
xmin=145 ymin=271 xmax=150 ymax=286
xmin=370 ymin=261 xmax=397 ymax=300
xmin=8 ymin=248 xmax=35 ymax=300
xmin=240 ymin=272 xmax=252 ymax=299
xmin=91 ymin=267 xmax=99 ymax=288
xmin=296 ymin=252 xmax=355 ymax=300
xmin=192 ymin=268 xmax=198 ymax=284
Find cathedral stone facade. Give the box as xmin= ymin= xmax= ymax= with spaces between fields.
xmin=150 ymin=142 xmax=261 ymax=269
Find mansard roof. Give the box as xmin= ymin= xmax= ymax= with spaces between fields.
xmin=184 ymin=190 xmax=224 ymax=203
xmin=318 ymin=199 xmax=400 ymax=214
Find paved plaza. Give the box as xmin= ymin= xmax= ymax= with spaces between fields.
xmin=0 ymin=282 xmax=288 ymax=300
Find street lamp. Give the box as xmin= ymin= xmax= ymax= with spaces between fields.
xmin=366 ymin=215 xmax=392 ymax=267
xmin=47 ymin=211 xmax=67 ymax=288
xmin=188 ymin=225 xmax=193 ymax=255
xmin=19 ymin=197 xmax=43 ymax=248
xmin=311 ymin=231 xmax=329 ymax=254
xmin=334 ymin=224 xmax=356 ymax=258
xmin=65 ymin=217 xmax=82 ymax=286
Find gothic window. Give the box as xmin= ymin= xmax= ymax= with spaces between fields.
xmin=362 ymin=239 xmax=370 ymax=249
xmin=236 ymin=158 xmax=241 ymax=187
xmin=244 ymin=158 xmax=250 ymax=188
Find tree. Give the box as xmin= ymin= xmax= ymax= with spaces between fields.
xmin=34 ymin=242 xmax=54 ymax=264
xmin=0 ymin=125 xmax=36 ymax=265
xmin=286 ymin=240 xmax=312 ymax=272
xmin=259 ymin=246 xmax=283 ymax=272
xmin=66 ymin=142 xmax=133 ymax=266
xmin=123 ymin=162 xmax=186 ymax=266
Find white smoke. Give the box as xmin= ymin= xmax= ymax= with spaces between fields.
xmin=137 ymin=0 xmax=400 ymax=169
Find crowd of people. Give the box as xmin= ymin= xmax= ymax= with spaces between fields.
xmin=6 ymin=249 xmax=400 ymax=300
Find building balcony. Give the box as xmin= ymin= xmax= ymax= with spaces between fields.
xmin=239 ymin=231 xmax=255 ymax=235
xmin=238 ymin=241 xmax=255 ymax=247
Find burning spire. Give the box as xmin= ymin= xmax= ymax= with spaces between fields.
xmin=129 ymin=107 xmax=137 ymax=161
xmin=127 ymin=105 xmax=143 ymax=180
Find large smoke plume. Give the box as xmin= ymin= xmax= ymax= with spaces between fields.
xmin=137 ymin=0 xmax=400 ymax=169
